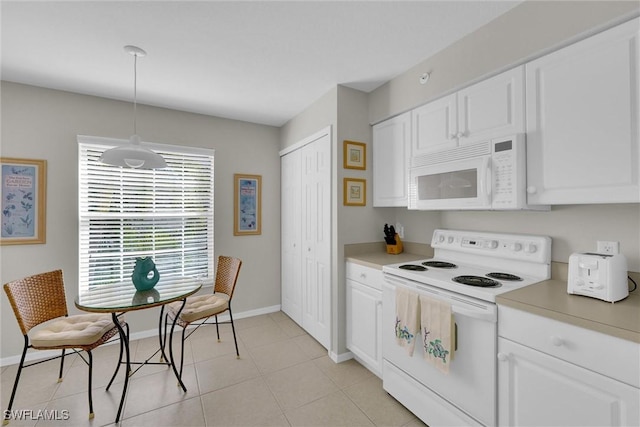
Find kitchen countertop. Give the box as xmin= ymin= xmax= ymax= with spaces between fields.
xmin=496 ymin=280 xmax=640 ymax=343
xmin=346 ymin=247 xmax=640 ymax=344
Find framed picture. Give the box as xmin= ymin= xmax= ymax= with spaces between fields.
xmin=344 ymin=178 xmax=366 ymax=206
xmin=343 ymin=140 xmax=366 ymax=170
xmin=1 ymin=158 xmax=47 ymax=245
xmin=234 ymin=174 xmax=262 ymax=236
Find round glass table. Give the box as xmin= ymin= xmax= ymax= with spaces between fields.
xmin=75 ymin=277 xmax=202 ymax=423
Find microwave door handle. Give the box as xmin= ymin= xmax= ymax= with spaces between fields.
xmin=480 ymin=157 xmax=492 ymax=205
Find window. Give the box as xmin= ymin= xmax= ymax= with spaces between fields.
xmin=78 ymin=136 xmax=214 ymax=293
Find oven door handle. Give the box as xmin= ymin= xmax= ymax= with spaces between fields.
xmin=452 ymin=305 xmax=496 ymax=323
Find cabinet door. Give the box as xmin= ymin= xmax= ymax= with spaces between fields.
xmin=526 ymin=18 xmax=640 ymax=204
xmin=281 ymin=150 xmax=302 ymax=324
xmin=458 ymin=66 xmax=524 ymax=145
xmin=300 ymin=134 xmax=331 ymax=348
xmin=412 ymin=94 xmax=457 ymax=158
xmin=498 ymin=338 xmax=640 ymax=427
xmin=373 ymin=112 xmax=411 ymax=207
xmin=346 ymin=279 xmax=382 ymax=377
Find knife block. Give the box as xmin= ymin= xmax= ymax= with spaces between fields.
xmin=386 ymin=234 xmax=403 ymax=254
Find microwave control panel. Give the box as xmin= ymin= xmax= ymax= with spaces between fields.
xmin=491 ymin=136 xmax=525 ymax=209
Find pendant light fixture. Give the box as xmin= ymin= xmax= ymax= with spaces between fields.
xmin=99 ymin=45 xmax=167 ymax=169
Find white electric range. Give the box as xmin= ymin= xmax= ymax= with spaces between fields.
xmin=381 ymin=229 xmax=551 ymax=426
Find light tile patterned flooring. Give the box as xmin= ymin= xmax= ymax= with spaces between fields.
xmin=1 ymin=311 xmax=425 ymax=426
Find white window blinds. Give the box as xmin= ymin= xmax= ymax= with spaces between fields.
xmin=78 ymin=136 xmax=214 ymax=292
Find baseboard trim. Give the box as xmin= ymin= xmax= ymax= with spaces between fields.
xmin=330 ymin=350 xmax=354 ymax=364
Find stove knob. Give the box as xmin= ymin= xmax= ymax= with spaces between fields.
xmin=437 ymin=234 xmax=445 ymax=243
xmin=447 ymin=236 xmax=455 ymax=244
xmin=524 ymin=243 xmax=537 ymax=253
xmin=485 ymin=240 xmax=498 ymax=249
xmin=511 ymin=243 xmax=522 ymax=252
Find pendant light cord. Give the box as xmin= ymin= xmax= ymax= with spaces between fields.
xmin=133 ymin=52 xmax=138 ymax=136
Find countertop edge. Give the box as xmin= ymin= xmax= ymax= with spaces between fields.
xmin=496 ymin=279 xmax=640 ymax=344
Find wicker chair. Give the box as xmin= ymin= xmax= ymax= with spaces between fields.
xmin=164 ymin=256 xmax=242 ymax=376
xmin=2 ymin=270 xmax=126 ymax=425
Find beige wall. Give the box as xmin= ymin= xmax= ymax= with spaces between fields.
xmin=0 ymin=82 xmax=282 ymax=361
xmin=368 ymin=1 xmax=640 ymax=271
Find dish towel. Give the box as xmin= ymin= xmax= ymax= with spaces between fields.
xmin=395 ymin=286 xmax=420 ymax=356
xmin=420 ymin=294 xmax=455 ymax=374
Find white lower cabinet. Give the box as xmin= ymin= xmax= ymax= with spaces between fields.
xmin=498 ymin=306 xmax=640 ymax=426
xmin=346 ymin=262 xmax=383 ymax=377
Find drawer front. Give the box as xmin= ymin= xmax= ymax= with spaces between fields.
xmin=498 ymin=306 xmax=639 ymax=387
xmin=346 ymin=262 xmax=383 ymax=290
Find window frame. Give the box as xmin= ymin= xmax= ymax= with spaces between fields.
xmin=77 ymin=135 xmax=215 ymax=293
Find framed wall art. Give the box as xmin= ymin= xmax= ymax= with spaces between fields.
xmin=343 ymin=178 xmax=366 ymax=206
xmin=234 ymin=173 xmax=262 ymax=236
xmin=1 ymin=157 xmax=47 ymax=245
xmin=343 ymin=140 xmax=366 ymax=170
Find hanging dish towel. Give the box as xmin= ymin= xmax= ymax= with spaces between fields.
xmin=420 ymin=294 xmax=455 ymax=373
xmin=395 ymin=286 xmax=420 ymax=356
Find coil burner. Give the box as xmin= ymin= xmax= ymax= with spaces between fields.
xmin=398 ymin=264 xmax=427 ymax=271
xmin=422 ymin=261 xmax=457 ymax=269
xmin=486 ymin=272 xmax=523 ymax=281
xmin=452 ymin=275 xmax=501 ymax=288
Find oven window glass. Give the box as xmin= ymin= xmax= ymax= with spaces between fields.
xmin=417 ymin=168 xmax=477 ymax=200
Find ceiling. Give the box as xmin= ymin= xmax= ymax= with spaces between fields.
xmin=1 ymin=1 xmax=522 ymax=127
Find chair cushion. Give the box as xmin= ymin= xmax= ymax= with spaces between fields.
xmin=30 ymin=313 xmax=116 ymax=348
xmin=168 ymin=294 xmax=230 ymax=324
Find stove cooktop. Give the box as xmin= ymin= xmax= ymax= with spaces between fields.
xmin=383 ymin=258 xmax=542 ymax=302
xmin=382 ymin=228 xmax=551 ymax=302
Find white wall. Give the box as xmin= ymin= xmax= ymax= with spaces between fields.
xmin=0 ymin=82 xmax=282 ymax=360
xmin=367 ymin=1 xmax=640 ymax=271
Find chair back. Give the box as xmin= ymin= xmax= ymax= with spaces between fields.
xmin=3 ymin=269 xmax=69 ymax=335
xmin=213 ymin=256 xmax=242 ymax=300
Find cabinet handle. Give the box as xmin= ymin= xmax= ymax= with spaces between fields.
xmin=376 ymin=300 xmax=382 ymax=306
xmin=526 ymin=186 xmax=537 ymax=194
xmin=457 ymin=131 xmax=465 ymax=138
xmin=550 ymin=336 xmax=564 ymax=347
xmin=360 ymin=273 xmax=367 ymax=279
xmin=497 ymin=352 xmax=509 ymax=362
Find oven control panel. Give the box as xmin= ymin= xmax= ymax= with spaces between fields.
xmin=431 ymin=229 xmax=551 ymax=264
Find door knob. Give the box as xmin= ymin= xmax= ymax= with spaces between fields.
xmin=497 ymin=352 xmax=509 ymax=362
xmin=526 ymin=186 xmax=537 ymax=194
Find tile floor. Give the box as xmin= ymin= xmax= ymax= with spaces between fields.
xmin=1 ymin=311 xmax=425 ymax=427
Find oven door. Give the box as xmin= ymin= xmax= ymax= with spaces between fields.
xmin=382 ymin=273 xmax=498 ymax=426
xmin=408 ymin=156 xmax=491 ymax=210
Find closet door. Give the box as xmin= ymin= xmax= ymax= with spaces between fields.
xmin=280 ymin=149 xmax=302 ymax=324
xmin=300 ymin=133 xmax=331 ymax=348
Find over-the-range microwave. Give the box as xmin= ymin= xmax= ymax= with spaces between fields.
xmin=408 ymin=134 xmax=548 ymax=211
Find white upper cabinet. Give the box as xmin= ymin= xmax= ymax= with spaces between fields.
xmin=457 ymin=66 xmax=525 ymax=145
xmin=373 ymin=111 xmax=411 ymax=207
xmin=526 ymin=18 xmax=640 ymax=205
xmin=412 ymin=66 xmax=524 ymax=159
xmin=411 ymin=94 xmax=457 ymax=156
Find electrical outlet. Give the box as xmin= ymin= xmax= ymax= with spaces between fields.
xmin=597 ymin=241 xmax=620 ymax=255
xmin=395 ymin=223 xmax=404 ymax=239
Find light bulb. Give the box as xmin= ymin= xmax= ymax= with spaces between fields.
xmin=124 ymin=158 xmax=145 ymax=168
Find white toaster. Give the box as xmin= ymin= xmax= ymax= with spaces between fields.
xmin=567 ymin=252 xmax=629 ymax=303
